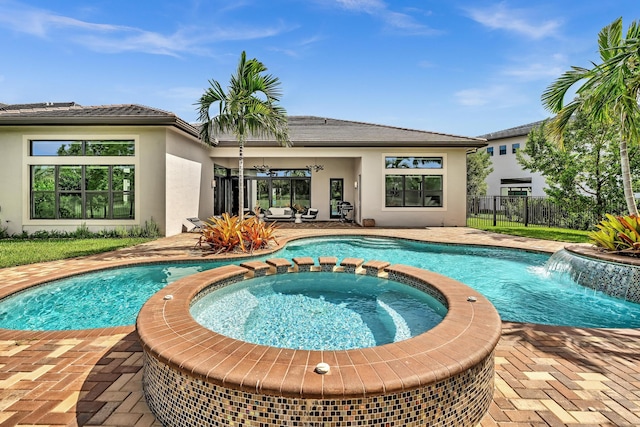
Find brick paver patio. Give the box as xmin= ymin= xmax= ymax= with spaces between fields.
xmin=0 ymin=226 xmax=638 ymax=426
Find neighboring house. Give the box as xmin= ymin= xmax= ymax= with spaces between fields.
xmin=478 ymin=120 xmax=547 ymax=197
xmin=0 ymin=103 xmax=486 ymax=236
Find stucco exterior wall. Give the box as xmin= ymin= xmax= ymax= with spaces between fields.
xmin=212 ymin=146 xmax=468 ymax=227
xmin=0 ymin=125 xmax=206 ymax=236
xmin=165 ymin=132 xmax=214 ymax=236
xmin=484 ymin=135 xmax=546 ymax=197
xmin=0 ymin=128 xmax=24 ymax=235
xmin=358 ymin=148 xmax=467 ymax=227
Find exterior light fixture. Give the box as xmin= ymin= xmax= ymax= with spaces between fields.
xmin=306 ymin=158 xmax=324 ymax=172
xmin=253 ymin=158 xmax=271 ymax=174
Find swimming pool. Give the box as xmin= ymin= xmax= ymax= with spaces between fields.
xmin=1 ymin=236 xmax=640 ymax=330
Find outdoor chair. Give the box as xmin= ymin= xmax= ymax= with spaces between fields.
xmin=301 ymin=208 xmax=319 ymax=221
xmin=186 ymin=217 xmax=206 ymax=232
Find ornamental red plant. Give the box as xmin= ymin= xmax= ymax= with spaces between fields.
xmin=199 ymin=213 xmax=278 ymax=253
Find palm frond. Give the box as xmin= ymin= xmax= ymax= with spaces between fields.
xmin=541 ymin=66 xmax=590 ymax=113
xmin=598 ymin=17 xmax=622 ymax=61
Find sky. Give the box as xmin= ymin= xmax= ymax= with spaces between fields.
xmin=1 ymin=0 xmax=639 ymax=137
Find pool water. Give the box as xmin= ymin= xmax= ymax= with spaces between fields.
xmin=281 ymin=237 xmax=640 ymax=328
xmin=1 ymin=236 xmax=640 ymax=330
xmin=191 ymin=272 xmax=446 ymax=350
xmin=0 ymin=262 xmax=227 ymax=330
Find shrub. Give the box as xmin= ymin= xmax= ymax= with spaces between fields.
xmin=0 ymin=218 xmax=161 ymax=240
xmin=588 ymin=213 xmax=640 ymax=253
xmin=199 ymin=214 xmax=278 ymax=253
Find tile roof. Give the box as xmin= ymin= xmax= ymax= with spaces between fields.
xmin=0 ymin=102 xmax=200 ymax=138
xmin=213 ymin=116 xmax=487 ymax=148
xmin=0 ymin=104 xmax=485 ymax=148
xmin=478 ymin=119 xmax=549 ymax=140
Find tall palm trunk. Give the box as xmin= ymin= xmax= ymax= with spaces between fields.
xmin=238 ymin=136 xmax=245 ymax=220
xmin=619 ymin=137 xmax=638 ymax=215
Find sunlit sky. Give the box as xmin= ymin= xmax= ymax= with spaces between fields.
xmin=1 ymin=0 xmax=638 ymax=136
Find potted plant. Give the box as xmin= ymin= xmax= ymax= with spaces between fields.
xmin=293 ymin=204 xmax=305 ymax=223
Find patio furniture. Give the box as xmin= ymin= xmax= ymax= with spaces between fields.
xmin=301 ymin=208 xmax=319 ymax=221
xmin=186 ymin=217 xmax=206 ymax=232
xmin=264 ymin=207 xmax=295 ymax=221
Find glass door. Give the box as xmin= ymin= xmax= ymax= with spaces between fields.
xmin=330 ymin=178 xmax=343 ymax=218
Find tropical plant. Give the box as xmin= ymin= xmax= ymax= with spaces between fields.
xmin=242 ymin=216 xmax=278 ymax=252
xmin=200 ymin=213 xmax=245 ymax=253
xmin=197 ymin=51 xmax=290 ymax=219
xmin=589 ymin=213 xmax=640 ymax=253
xmin=541 ymin=17 xmax=640 ymax=216
xmin=517 ymin=114 xmax=633 ymax=223
xmin=198 ymin=213 xmax=278 ymax=253
xmin=466 ymin=149 xmax=493 ymax=197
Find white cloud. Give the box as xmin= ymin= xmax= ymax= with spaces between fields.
xmin=503 ymin=63 xmax=564 ymax=80
xmin=466 ymin=3 xmax=561 ymax=39
xmin=336 ymin=0 xmax=386 ymax=13
xmin=454 ymin=85 xmax=525 ymax=107
xmin=333 ymin=0 xmax=437 ymax=35
xmin=502 ymin=54 xmax=568 ymax=81
xmin=0 ymin=1 xmax=290 ymax=56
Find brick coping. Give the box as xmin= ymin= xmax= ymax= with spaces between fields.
xmin=136 ymin=258 xmax=501 ymax=398
xmin=565 ymin=244 xmax=640 ymax=265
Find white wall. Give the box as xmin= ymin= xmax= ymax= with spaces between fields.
xmin=484 ymin=135 xmax=546 ymax=196
xmin=165 ymin=154 xmax=202 ymax=236
xmin=212 ymin=145 xmax=469 ymax=227
xmin=0 ymin=128 xmax=24 ymax=235
xmin=165 ymin=130 xmax=214 ymax=236
xmin=0 ymin=125 xmax=209 ymax=236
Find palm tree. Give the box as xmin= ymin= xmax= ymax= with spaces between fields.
xmin=541 ymin=17 xmax=640 ymax=215
xmin=197 ymin=51 xmax=290 ymax=219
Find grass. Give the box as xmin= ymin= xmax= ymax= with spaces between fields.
xmin=469 ymin=225 xmax=591 ymax=243
xmin=0 ymin=238 xmax=152 ymax=268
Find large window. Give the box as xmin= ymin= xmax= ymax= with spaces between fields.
xmin=249 ymin=169 xmax=311 ymax=211
xmin=31 ymin=140 xmax=135 ymax=156
xmin=31 ymin=165 xmax=134 ymax=219
xmin=385 ymin=156 xmax=442 ymax=169
xmin=385 ymin=175 xmax=442 ymax=207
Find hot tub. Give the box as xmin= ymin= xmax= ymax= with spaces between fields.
xmin=137 ymin=257 xmax=501 ymax=426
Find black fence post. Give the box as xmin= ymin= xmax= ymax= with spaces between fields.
xmin=524 ymin=196 xmax=529 ymax=227
xmin=493 ymin=196 xmax=497 ymax=226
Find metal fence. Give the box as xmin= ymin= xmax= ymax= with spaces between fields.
xmin=466 ymin=196 xmax=624 ymax=230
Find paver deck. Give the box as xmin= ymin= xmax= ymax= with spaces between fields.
xmin=0 ymin=226 xmax=638 ymax=426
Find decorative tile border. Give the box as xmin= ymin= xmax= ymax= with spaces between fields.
xmin=137 ymin=257 xmax=501 ymax=426
xmin=559 ymin=246 xmax=640 ymax=303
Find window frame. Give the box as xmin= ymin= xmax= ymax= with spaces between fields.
xmin=382 ymin=153 xmax=446 ymax=210
xmin=24 ymin=134 xmax=140 ymax=224
xmin=499 ymin=145 xmax=507 ymax=155
xmin=30 ymin=164 xmax=135 ymax=220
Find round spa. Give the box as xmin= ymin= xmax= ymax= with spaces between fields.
xmin=137 ymin=257 xmax=501 ymax=426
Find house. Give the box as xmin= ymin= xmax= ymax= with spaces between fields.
xmin=478 ymin=120 xmax=547 ymax=196
xmin=0 ymin=102 xmax=487 ymax=236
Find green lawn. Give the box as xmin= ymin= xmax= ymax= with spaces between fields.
xmin=469 ymin=225 xmax=591 ymax=243
xmin=0 ymin=238 xmax=152 ymax=268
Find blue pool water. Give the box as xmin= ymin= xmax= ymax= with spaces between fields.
xmin=1 ymin=236 xmax=640 ymax=330
xmin=191 ymin=272 xmax=446 ymax=350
